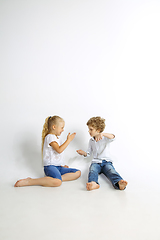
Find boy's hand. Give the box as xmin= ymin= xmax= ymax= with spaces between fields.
xmin=67 ymin=132 xmax=76 ymax=142
xmin=95 ymin=133 xmax=103 ymax=142
xmin=76 ymin=150 xmax=87 ymax=157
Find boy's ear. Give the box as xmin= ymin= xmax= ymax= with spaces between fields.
xmin=97 ymin=129 xmax=101 ymax=133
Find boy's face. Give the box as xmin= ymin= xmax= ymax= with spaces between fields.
xmin=88 ymin=125 xmax=100 ymax=138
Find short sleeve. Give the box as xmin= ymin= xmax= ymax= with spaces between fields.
xmin=47 ymin=134 xmax=59 ymax=146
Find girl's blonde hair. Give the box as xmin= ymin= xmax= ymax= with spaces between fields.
xmin=41 ymin=115 xmax=64 ymax=155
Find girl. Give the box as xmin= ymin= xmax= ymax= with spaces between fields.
xmin=14 ymin=116 xmax=81 ymax=187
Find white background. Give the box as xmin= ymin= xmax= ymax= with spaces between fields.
xmin=0 ymin=1 xmax=160 ymax=239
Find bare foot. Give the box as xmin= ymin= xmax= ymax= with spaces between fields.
xmin=86 ymin=182 xmax=100 ymax=191
xmin=14 ymin=177 xmax=32 ymax=187
xmin=118 ymin=180 xmax=128 ymax=190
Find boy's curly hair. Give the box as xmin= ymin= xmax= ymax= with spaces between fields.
xmin=87 ymin=116 xmax=105 ymax=133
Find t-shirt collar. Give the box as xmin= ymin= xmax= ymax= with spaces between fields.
xmin=91 ymin=137 xmax=95 ymax=141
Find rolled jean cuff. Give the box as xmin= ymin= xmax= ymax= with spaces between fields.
xmin=114 ymin=182 xmax=120 ymax=189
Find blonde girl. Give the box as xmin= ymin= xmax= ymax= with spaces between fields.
xmin=14 ymin=116 xmax=81 ymax=187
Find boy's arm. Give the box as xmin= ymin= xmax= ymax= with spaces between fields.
xmin=102 ymin=133 xmax=115 ymax=139
xmin=95 ymin=133 xmax=115 ymax=142
xmin=76 ymin=150 xmax=87 ymax=157
xmin=77 ymin=139 xmax=92 ymax=157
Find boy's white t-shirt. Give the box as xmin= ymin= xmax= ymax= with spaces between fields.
xmin=85 ymin=136 xmax=115 ymax=163
xmin=43 ymin=134 xmax=64 ymax=166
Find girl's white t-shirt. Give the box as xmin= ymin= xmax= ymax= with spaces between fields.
xmin=43 ymin=134 xmax=64 ymax=166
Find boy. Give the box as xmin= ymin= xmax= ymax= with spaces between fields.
xmin=77 ymin=117 xmax=128 ymax=191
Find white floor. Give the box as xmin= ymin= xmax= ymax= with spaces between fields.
xmin=1 ymin=1 xmax=160 ymax=239
xmin=1 ymin=162 xmax=160 ymax=240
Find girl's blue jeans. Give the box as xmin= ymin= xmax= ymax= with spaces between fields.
xmin=88 ymin=160 xmax=123 ymax=189
xmin=44 ymin=165 xmax=79 ymax=181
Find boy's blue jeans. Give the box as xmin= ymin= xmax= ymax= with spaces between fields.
xmin=88 ymin=160 xmax=123 ymax=189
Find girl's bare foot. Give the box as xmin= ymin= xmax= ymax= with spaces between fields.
xmin=86 ymin=181 xmax=100 ymax=191
xmin=14 ymin=177 xmax=32 ymax=187
xmin=118 ymin=180 xmax=128 ymax=190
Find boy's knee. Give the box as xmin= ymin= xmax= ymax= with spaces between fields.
xmin=89 ymin=169 xmax=97 ymax=174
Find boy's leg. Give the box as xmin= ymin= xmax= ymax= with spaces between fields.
xmin=101 ymin=161 xmax=127 ymax=190
xmin=87 ymin=163 xmax=101 ymax=190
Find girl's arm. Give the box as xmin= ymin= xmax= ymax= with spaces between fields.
xmin=95 ymin=133 xmax=115 ymax=142
xmin=50 ymin=133 xmax=76 ymax=154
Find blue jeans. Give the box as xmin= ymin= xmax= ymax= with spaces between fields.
xmin=88 ymin=161 xmax=123 ymax=189
xmin=44 ymin=165 xmax=79 ymax=181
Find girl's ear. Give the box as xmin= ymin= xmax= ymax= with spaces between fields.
xmin=52 ymin=125 xmax=56 ymax=130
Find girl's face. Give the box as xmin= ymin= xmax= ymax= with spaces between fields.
xmin=88 ymin=126 xmax=100 ymax=137
xmin=53 ymin=121 xmax=65 ymax=136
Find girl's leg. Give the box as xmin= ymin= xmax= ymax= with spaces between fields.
xmin=59 ymin=166 xmax=81 ymax=181
xmin=87 ymin=163 xmax=101 ymax=191
xmin=101 ymin=161 xmax=127 ymax=190
xmin=14 ymin=165 xmax=62 ymax=187
xmin=14 ymin=177 xmax=62 ymax=187
xmin=62 ymin=171 xmax=81 ymax=181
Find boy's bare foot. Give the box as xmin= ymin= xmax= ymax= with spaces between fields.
xmin=118 ymin=180 xmax=128 ymax=190
xmin=86 ymin=181 xmax=100 ymax=191
xmin=14 ymin=177 xmax=32 ymax=187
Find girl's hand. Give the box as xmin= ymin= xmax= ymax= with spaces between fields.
xmin=77 ymin=150 xmax=87 ymax=156
xmin=63 ymin=165 xmax=69 ymax=168
xmin=67 ymin=132 xmax=76 ymax=142
xmin=95 ymin=133 xmax=103 ymax=142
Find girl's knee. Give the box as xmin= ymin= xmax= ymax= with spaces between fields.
xmin=55 ymin=179 xmax=62 ymax=187
xmin=73 ymin=170 xmax=81 ymax=180
xmin=76 ymin=170 xmax=81 ymax=178
xmin=51 ymin=178 xmax=62 ymax=187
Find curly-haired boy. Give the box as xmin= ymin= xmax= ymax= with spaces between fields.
xmin=77 ymin=117 xmax=128 ymax=191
